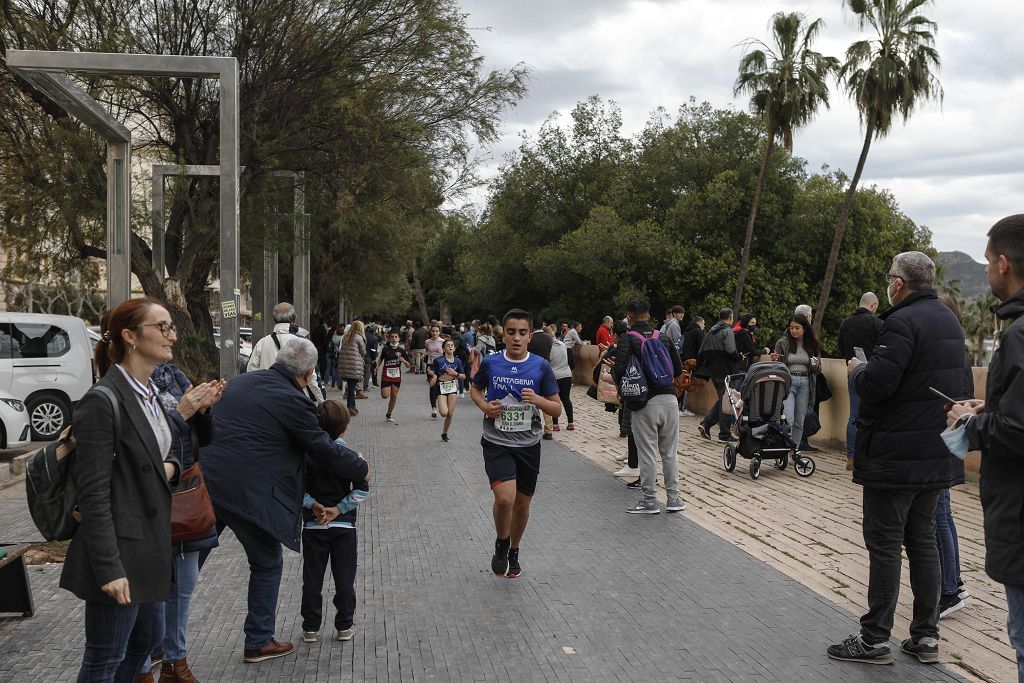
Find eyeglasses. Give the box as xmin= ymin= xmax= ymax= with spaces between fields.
xmin=138 ymin=321 xmax=177 ymax=337
xmin=884 ymin=273 xmax=903 ymax=284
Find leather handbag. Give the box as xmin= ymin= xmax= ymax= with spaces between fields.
xmin=171 ymin=432 xmax=216 ymax=543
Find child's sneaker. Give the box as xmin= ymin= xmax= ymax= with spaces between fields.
xmin=302 ymin=630 xmax=319 ymax=643
xmin=336 ymin=627 xmax=356 ymax=641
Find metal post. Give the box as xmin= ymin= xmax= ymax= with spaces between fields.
xmin=218 ymin=61 xmax=240 ymax=379
xmin=106 ymin=141 xmax=131 ymax=307
xmin=151 ymin=172 xmax=164 ymax=283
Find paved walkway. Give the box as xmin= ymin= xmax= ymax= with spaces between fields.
xmin=558 ymin=386 xmax=1015 ymax=683
xmin=0 ymin=380 xmax=968 ymax=681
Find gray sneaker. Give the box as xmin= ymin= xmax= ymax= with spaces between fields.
xmin=665 ymin=497 xmax=686 ymax=512
xmin=301 ymin=630 xmax=319 ymax=643
xmin=336 ymin=627 xmax=356 ymax=641
xmin=626 ymin=498 xmax=660 ymax=514
xmin=900 ymin=636 xmax=939 ymax=663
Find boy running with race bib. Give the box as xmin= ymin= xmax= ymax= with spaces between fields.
xmin=471 ymin=309 xmax=561 ymax=578
xmin=375 ymin=330 xmax=411 ymax=424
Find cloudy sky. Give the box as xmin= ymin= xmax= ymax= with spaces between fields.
xmin=457 ymin=0 xmax=1023 ymax=264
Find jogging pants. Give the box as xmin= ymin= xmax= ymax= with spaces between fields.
xmin=631 ymin=394 xmax=680 ymax=501
xmin=301 ymin=528 xmax=358 ymax=632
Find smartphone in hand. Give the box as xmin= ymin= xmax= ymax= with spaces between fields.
xmin=853 ymin=346 xmax=868 ymax=363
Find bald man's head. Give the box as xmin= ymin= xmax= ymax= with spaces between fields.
xmin=859 ymin=292 xmax=879 ymax=313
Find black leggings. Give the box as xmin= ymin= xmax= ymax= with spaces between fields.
xmin=429 ymin=382 xmax=440 ymax=409
xmin=554 ymin=377 xmax=573 ymax=424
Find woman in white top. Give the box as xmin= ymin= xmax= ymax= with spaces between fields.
xmin=547 ymin=327 xmax=575 ymax=431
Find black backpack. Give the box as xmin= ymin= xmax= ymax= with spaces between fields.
xmin=25 ymin=385 xmax=120 ymax=541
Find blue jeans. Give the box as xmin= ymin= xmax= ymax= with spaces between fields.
xmin=783 ymin=374 xmax=811 ymax=449
xmin=846 ymin=378 xmax=860 ymax=460
xmin=934 ymin=489 xmax=961 ymax=595
xmin=78 ymin=600 xmax=161 ymax=683
xmin=161 ymin=551 xmax=201 ymax=661
xmin=216 ymin=507 xmax=283 ymax=649
xmin=1006 ymin=584 xmax=1024 ymax=682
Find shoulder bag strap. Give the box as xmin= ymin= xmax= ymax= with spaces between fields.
xmin=91 ymin=384 xmax=121 ymax=459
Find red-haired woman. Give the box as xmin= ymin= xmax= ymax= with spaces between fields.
xmin=60 ymin=298 xmax=184 ymax=682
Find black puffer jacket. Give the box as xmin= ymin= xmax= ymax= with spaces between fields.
xmin=852 ymin=289 xmax=966 ymax=490
xmin=679 ymin=322 xmax=704 ymax=362
xmin=966 ymin=289 xmax=1024 ymax=584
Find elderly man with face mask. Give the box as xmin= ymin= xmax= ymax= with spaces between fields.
xmin=827 ymin=251 xmax=966 ymax=667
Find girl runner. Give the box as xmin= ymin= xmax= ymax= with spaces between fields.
xmin=376 ymin=330 xmax=411 ymax=423
xmin=429 ymin=339 xmax=466 ymax=441
xmin=424 ymin=326 xmax=444 ymax=417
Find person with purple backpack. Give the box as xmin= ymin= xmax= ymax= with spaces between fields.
xmin=612 ymin=299 xmax=685 ymax=514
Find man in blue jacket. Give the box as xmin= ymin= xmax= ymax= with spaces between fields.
xmin=203 ymin=338 xmax=370 ymax=664
xmin=949 ymin=215 xmax=1024 ymax=681
xmin=828 ymin=251 xmax=965 ymax=667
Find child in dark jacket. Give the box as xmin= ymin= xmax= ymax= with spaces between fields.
xmin=300 ymin=400 xmax=369 ymax=643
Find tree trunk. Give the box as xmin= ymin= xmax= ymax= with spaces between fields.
xmin=814 ymin=117 xmax=876 ymax=334
xmin=411 ymin=262 xmax=430 ymax=323
xmin=733 ymin=124 xmax=776 ymax=314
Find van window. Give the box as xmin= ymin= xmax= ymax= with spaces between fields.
xmin=8 ymin=323 xmax=72 ymax=359
xmin=0 ymin=324 xmax=21 ymax=359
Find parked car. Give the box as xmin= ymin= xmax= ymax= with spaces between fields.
xmin=213 ymin=326 xmax=252 ymax=374
xmin=0 ymin=313 xmax=93 ymax=440
xmin=0 ymin=390 xmax=31 ymax=450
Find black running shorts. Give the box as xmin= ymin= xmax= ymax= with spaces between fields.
xmin=481 ymin=437 xmax=541 ymax=496
xmin=381 ymin=379 xmax=401 ymax=390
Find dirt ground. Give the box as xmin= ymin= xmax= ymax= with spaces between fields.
xmin=23 ymin=541 xmax=69 ymax=565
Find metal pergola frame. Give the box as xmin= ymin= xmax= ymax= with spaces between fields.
xmin=151 ymin=166 xmax=309 ymax=336
xmin=6 ymin=50 xmax=241 ymax=378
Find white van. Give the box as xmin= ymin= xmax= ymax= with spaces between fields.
xmin=0 ymin=313 xmax=93 ymax=440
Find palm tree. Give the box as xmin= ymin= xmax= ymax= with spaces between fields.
xmin=814 ymin=0 xmax=942 ymax=333
xmin=732 ymin=12 xmax=838 ymax=314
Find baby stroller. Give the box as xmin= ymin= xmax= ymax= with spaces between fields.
xmin=721 ymin=361 xmax=816 ymax=480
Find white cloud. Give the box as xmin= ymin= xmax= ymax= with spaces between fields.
xmin=458 ymin=0 xmax=1022 ymax=263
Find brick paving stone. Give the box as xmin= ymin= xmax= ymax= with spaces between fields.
xmin=0 ymin=382 xmax=967 ymax=681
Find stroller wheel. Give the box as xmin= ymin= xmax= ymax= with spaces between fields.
xmin=794 ymin=455 xmax=816 ymax=478
xmin=749 ymin=457 xmax=761 ymax=480
xmin=775 ymin=452 xmax=788 ymax=470
xmin=723 ymin=444 xmax=736 ymax=472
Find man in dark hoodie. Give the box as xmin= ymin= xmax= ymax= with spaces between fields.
xmin=695 ymin=309 xmax=741 ymax=442
xmin=828 ymin=251 xmax=965 ymax=667
xmin=948 ymin=215 xmax=1024 ymax=681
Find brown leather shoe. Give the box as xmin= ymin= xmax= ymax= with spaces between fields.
xmin=159 ymin=658 xmax=200 ymax=683
xmin=356 ymin=392 xmax=370 ymax=399
xmin=846 ymin=459 xmax=854 ymax=471
xmin=135 ymin=673 xmax=155 ymax=683
xmin=243 ymin=638 xmax=295 ymax=663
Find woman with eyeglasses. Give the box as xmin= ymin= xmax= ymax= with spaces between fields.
xmin=61 ymin=298 xmax=184 ymax=682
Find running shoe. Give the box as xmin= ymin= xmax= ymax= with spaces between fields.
xmin=491 ymin=539 xmax=510 ymax=575
xmin=552 ymin=424 xmax=560 ymax=432
xmin=697 ymin=424 xmax=711 ymax=440
xmin=826 ymin=635 xmax=893 ymax=665
xmin=566 ymin=423 xmax=575 ymax=430
xmin=626 ymin=498 xmax=660 ymax=514
xmin=625 ymin=478 xmax=641 ymax=489
xmin=679 ymin=409 xmax=695 ymax=417
xmin=506 ymin=548 xmax=522 ymax=578
xmin=431 ymin=410 xmax=437 ymax=419
xmin=665 ymin=498 xmax=686 ymax=512
xmin=614 ymin=466 xmax=639 ymax=477
xmin=939 ymin=592 xmax=967 ymax=619
xmin=385 ymin=414 xmax=394 ymax=422
xmin=900 ymin=636 xmax=939 ymax=663
xmin=441 ymin=433 xmax=449 ymax=442
xmin=302 ymin=630 xmax=319 ymax=643
xmin=336 ymin=627 xmax=356 ymax=641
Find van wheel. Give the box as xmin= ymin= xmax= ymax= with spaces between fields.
xmin=27 ymin=395 xmax=70 ymax=441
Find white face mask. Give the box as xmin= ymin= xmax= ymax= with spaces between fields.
xmin=390 ymin=341 xmax=399 ymax=348
xmin=886 ymin=280 xmax=898 ymax=306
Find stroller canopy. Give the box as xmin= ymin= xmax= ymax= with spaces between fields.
xmin=741 ymin=361 xmax=792 ymax=422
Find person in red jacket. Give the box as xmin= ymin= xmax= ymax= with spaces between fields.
xmin=595 ymin=316 xmax=614 ymax=348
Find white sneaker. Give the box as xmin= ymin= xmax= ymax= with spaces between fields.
xmin=614 ymin=466 xmax=640 ymax=477
xmin=679 ymin=409 xmax=695 ymax=417
xmin=614 ymin=454 xmax=628 ymax=463
xmin=302 ymin=630 xmax=319 ymax=643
